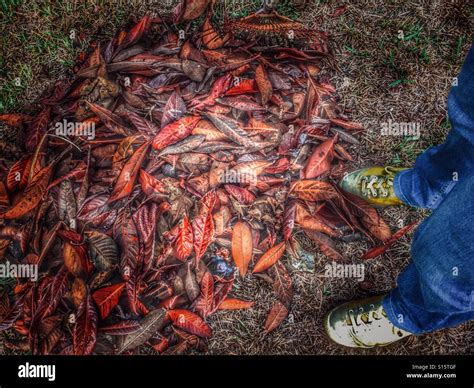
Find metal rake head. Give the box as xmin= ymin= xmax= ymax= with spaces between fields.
xmin=225 ymin=0 xmax=327 ymax=51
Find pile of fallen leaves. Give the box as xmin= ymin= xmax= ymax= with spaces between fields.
xmin=0 ymin=0 xmax=412 ymax=355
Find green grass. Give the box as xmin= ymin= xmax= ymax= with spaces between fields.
xmin=0 ymin=0 xmax=23 ymax=21
xmin=0 ymin=63 xmax=33 ymax=113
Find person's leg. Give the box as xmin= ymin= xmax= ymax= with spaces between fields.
xmin=383 ymin=173 xmax=474 ymax=334
xmin=325 ymin=174 xmax=474 ymax=348
xmin=394 ymin=42 xmax=474 ymax=209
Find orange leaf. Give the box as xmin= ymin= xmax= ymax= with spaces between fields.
xmin=167 ymin=309 xmax=212 ymax=337
xmin=108 ymin=141 xmax=150 ymax=203
xmin=202 ymin=17 xmax=227 ymax=50
xmin=232 ymin=221 xmax=253 ymax=276
xmin=2 ymin=165 xmax=52 ymax=219
xmin=218 ymin=298 xmax=254 ymax=310
xmin=253 ymin=242 xmax=286 ymax=273
xmin=289 ymin=180 xmax=339 ymax=202
xmin=0 ymin=113 xmax=30 ymax=128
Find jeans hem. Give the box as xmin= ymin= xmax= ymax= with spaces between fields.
xmin=393 ymin=170 xmax=416 ymax=207
xmin=382 ymin=292 xmax=418 ymax=334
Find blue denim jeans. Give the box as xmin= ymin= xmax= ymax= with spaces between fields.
xmin=382 ymin=43 xmax=474 ymax=334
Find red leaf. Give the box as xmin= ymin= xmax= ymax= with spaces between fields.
xmin=192 ymin=212 xmax=214 ymax=262
xmin=362 ymin=222 xmax=417 ymax=260
xmin=224 ymin=184 xmax=255 ymax=205
xmin=92 ymin=283 xmax=125 ymax=320
xmin=176 ymin=216 xmax=194 ymax=261
xmin=167 ymin=309 xmax=212 ymax=337
xmin=152 ymin=116 xmax=200 ymax=150
xmin=269 ymin=261 xmax=294 ymax=307
xmin=73 ymin=292 xmax=98 ymax=355
xmin=193 ymin=271 xmax=214 ymax=317
xmin=225 ymin=79 xmax=257 ymax=96
xmin=139 ymin=169 xmax=165 ymax=197
xmin=116 ymin=16 xmax=151 ymax=51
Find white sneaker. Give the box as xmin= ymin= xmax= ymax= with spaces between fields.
xmin=325 ymin=295 xmax=412 ymax=348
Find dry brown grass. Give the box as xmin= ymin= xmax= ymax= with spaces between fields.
xmin=0 ymin=0 xmax=473 ymax=355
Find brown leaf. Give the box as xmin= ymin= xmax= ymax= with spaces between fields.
xmin=346 ymin=193 xmax=392 ymax=242
xmin=295 ymin=204 xmax=340 ymax=237
xmin=26 ymin=107 xmax=50 ymax=152
xmin=255 ymin=64 xmax=273 ymax=105
xmin=304 ymin=229 xmax=344 ymax=262
xmin=264 ymin=300 xmax=288 ymax=333
xmin=303 ymin=135 xmax=338 ymax=179
xmin=86 ymin=102 xmax=131 ymax=136
xmin=71 ymin=278 xmax=87 ymax=307
xmin=162 ymin=90 xmax=187 ymax=128
xmin=183 ymin=0 xmax=210 ymax=20
xmin=269 ymin=261 xmax=293 ymax=307
xmin=283 ymin=200 xmax=297 ymax=241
